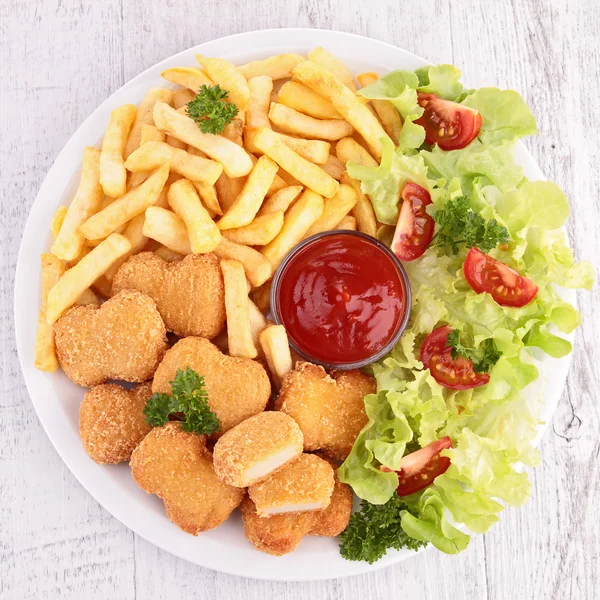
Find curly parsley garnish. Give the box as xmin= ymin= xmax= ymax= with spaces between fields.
xmin=186 ymin=84 xmax=239 ymax=135
xmin=339 ymin=495 xmax=426 ymax=564
xmin=144 ymin=367 xmax=220 ymax=435
xmin=447 ymin=329 xmax=502 ymax=373
xmin=432 ymin=195 xmax=509 ymax=254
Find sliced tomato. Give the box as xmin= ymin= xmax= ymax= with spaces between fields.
xmin=464 ymin=248 xmax=538 ymax=308
xmin=383 ymin=437 xmax=453 ymax=497
xmin=420 ymin=326 xmax=490 ymax=390
xmin=391 ymin=182 xmax=435 ymax=261
xmin=415 ymin=93 xmax=482 ymax=150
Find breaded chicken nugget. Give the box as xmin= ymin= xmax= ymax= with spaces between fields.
xmin=309 ymin=455 xmax=353 ymax=537
xmin=79 ymin=382 xmax=153 ymax=464
xmin=111 ymin=252 xmax=225 ymax=339
xmin=275 ymin=362 xmax=375 ymax=460
xmin=54 ymin=290 xmax=168 ymax=387
xmin=130 ymin=421 xmax=244 ymax=534
xmin=152 ymin=337 xmax=271 ymax=436
xmin=248 ymin=453 xmax=334 ymax=516
xmin=213 ymin=412 xmax=303 ymax=487
xmin=240 ymin=496 xmax=315 ymax=556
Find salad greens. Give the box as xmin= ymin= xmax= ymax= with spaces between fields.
xmin=339 ymin=64 xmax=593 ymax=559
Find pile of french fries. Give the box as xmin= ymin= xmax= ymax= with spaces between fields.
xmin=35 ymin=47 xmax=402 ymax=385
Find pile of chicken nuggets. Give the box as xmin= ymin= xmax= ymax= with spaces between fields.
xmin=33 ymin=46 xmax=388 ymax=556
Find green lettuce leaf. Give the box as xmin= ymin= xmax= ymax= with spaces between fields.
xmin=415 ymin=64 xmax=465 ymax=102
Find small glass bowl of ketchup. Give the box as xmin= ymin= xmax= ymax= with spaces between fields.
xmin=271 ymin=231 xmax=411 ymax=370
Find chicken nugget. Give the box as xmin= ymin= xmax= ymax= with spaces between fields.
xmin=248 ymin=453 xmax=334 ymax=516
xmin=309 ymin=455 xmax=353 ymax=537
xmin=240 ymin=496 xmax=316 ymax=556
xmin=152 ymin=337 xmax=271 ymax=436
xmin=79 ymin=382 xmax=153 ymax=464
xmin=54 ymin=290 xmax=168 ymax=387
xmin=111 ymin=252 xmax=225 ymax=339
xmin=130 ymin=421 xmax=244 ymax=534
xmin=275 ymin=362 xmax=375 ymax=460
xmin=213 ymin=412 xmax=303 ymax=487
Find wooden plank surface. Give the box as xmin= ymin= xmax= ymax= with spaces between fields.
xmin=1 ymin=0 xmax=598 ymax=598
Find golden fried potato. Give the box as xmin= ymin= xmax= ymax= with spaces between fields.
xmin=248 ymin=453 xmax=334 ymax=516
xmin=275 ymin=362 xmax=375 ymax=460
xmin=152 ymin=337 xmax=271 ymax=436
xmin=213 ymin=412 xmax=303 ymax=487
xmin=111 ymin=252 xmax=225 ymax=339
xmin=79 ymin=382 xmax=153 ymax=464
xmin=131 ymin=422 xmax=244 ymax=534
xmin=240 ymin=496 xmax=315 ymax=556
xmin=53 ymin=290 xmax=168 ymax=387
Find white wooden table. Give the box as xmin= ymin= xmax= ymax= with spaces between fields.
xmin=2 ymin=0 xmax=599 ymax=598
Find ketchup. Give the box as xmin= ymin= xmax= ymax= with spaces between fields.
xmin=274 ymin=232 xmax=408 ymax=366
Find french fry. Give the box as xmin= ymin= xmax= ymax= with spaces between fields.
xmin=125 ymin=141 xmax=222 ymax=185
xmin=80 ymin=164 xmax=169 ymax=241
xmin=250 ymin=128 xmax=338 ymax=198
xmin=191 ymin=180 xmax=222 ymax=216
xmin=247 ymin=76 xmax=273 ymax=129
xmin=277 ymin=81 xmax=341 ymax=120
xmin=91 ymin=275 xmax=112 ymax=299
xmin=307 ymin=47 xmax=357 ymax=91
xmin=245 ymin=128 xmax=330 ymax=165
xmin=303 ymin=183 xmax=357 ymax=238
xmin=165 ymin=134 xmax=188 ymax=150
xmin=214 ymin=238 xmax=272 ymax=287
xmin=336 ymin=215 xmax=357 ymax=230
xmin=142 ymin=206 xmax=191 ymax=255
xmin=140 ymin=124 xmax=166 ymax=145
xmin=258 ymin=185 xmax=303 ymax=216
xmin=266 ymin=172 xmax=288 ymax=197
xmin=153 ymin=102 xmax=253 ymax=178
xmin=154 ymin=186 xmax=170 ymax=209
xmin=320 ymin=154 xmax=345 ymax=180
xmin=259 ymin=324 xmax=293 ymax=389
xmin=153 ymin=244 xmax=184 ymax=262
xmin=291 ymin=60 xmax=391 ymax=161
xmin=100 ymin=104 xmax=137 ymax=197
xmin=217 ymin=155 xmax=278 ymax=230
xmin=248 ymin=299 xmax=268 ymax=357
xmin=161 ymin=67 xmax=213 ymax=92
xmin=104 ymin=212 xmax=149 ymax=281
xmin=262 ymin=189 xmax=324 ymax=270
xmin=187 ymin=144 xmax=208 ymax=158
xmin=250 ymin=279 xmax=272 ymax=313
xmin=238 ymin=53 xmax=304 ymax=80
xmin=46 ymin=234 xmax=132 ymax=324
xmin=51 ymin=206 xmax=67 ymax=239
xmin=340 ymin=171 xmax=378 ymax=237
xmin=222 ymin=211 xmax=284 ymax=246
xmin=51 ymin=147 xmax=104 ymax=261
xmin=172 ymin=88 xmax=196 ymax=110
xmin=167 ymin=179 xmax=221 ymax=253
xmin=125 ymin=88 xmax=173 ymax=157
xmin=222 ymin=117 xmax=244 ymax=146
xmin=276 ymin=168 xmax=302 ymax=187
xmin=195 ymin=55 xmax=250 ymax=111
xmin=75 ymin=288 xmax=102 ymax=306
xmin=35 ymin=254 xmax=66 ymax=371
xmin=268 ymin=103 xmax=353 ymax=141
xmin=220 ymin=259 xmax=257 ymax=359
xmin=216 ymin=172 xmax=247 ymax=213
xmin=335 ymin=137 xmax=378 ymax=168
xmin=356 ymin=72 xmax=402 ymax=145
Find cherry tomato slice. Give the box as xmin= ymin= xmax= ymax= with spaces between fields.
xmin=420 ymin=326 xmax=490 ymax=390
xmin=415 ymin=93 xmax=482 ymax=150
xmin=391 ymin=182 xmax=435 ymax=261
xmin=463 ymin=248 xmax=538 ymax=308
xmin=381 ymin=437 xmax=454 ymax=497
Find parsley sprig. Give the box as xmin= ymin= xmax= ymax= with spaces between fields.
xmin=447 ymin=329 xmax=502 ymax=373
xmin=186 ymin=84 xmax=239 ymax=135
xmin=339 ymin=495 xmax=426 ymax=564
xmin=432 ymin=195 xmax=509 ymax=254
xmin=144 ymin=367 xmax=220 ymax=435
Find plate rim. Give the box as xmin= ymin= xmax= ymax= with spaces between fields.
xmin=14 ymin=27 xmax=575 ymax=581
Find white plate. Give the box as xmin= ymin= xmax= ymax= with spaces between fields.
xmin=14 ymin=28 xmax=575 ymax=581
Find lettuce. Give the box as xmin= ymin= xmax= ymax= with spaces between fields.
xmin=415 ymin=64 xmax=466 ymax=102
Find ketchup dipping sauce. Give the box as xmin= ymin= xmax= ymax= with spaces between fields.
xmin=271 ymin=231 xmax=411 ymax=369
